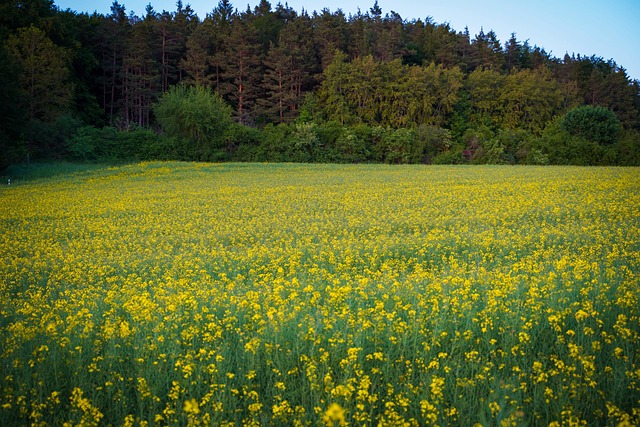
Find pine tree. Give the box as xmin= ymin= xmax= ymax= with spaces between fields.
xmin=181 ymin=18 xmax=215 ymax=87
xmin=313 ymin=8 xmax=348 ymax=70
xmin=169 ymin=1 xmax=198 ymax=85
xmin=209 ymin=0 xmax=234 ymax=92
xmin=0 ymin=0 xmax=54 ymax=37
xmin=260 ymin=42 xmax=294 ymax=123
xmin=251 ymin=0 xmax=284 ymax=55
xmin=259 ymin=13 xmax=318 ymax=123
xmin=219 ymin=16 xmax=262 ymax=124
xmin=121 ymin=6 xmax=160 ymax=128
xmin=504 ymin=33 xmax=521 ymax=72
xmin=99 ymin=1 xmax=130 ymax=124
xmin=471 ymin=28 xmax=503 ymax=71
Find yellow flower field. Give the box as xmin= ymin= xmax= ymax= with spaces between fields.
xmin=1 ymin=162 xmax=639 ymax=426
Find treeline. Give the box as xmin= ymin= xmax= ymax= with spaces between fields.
xmin=1 ymin=0 xmax=640 ymax=169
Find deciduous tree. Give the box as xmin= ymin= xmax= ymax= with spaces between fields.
xmin=6 ymin=25 xmax=73 ymax=122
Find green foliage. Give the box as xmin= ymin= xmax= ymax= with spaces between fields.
xmin=332 ymin=125 xmax=371 ymax=163
xmin=25 ymin=115 xmax=83 ymax=159
xmin=224 ymin=123 xmax=265 ymax=161
xmin=415 ymin=125 xmax=453 ymax=163
xmin=318 ymin=54 xmax=464 ymax=129
xmin=535 ymin=120 xmax=602 ymax=166
xmin=466 ymin=68 xmax=504 ymax=131
xmin=153 ymin=85 xmax=233 ymax=160
xmin=66 ymin=126 xmax=183 ymax=162
xmin=560 ymin=105 xmax=622 ymax=145
xmin=616 ymin=130 xmax=640 ymax=166
xmin=466 ymin=67 xmax=568 ymax=136
xmin=472 ymin=129 xmax=536 ymax=164
xmin=0 ymin=42 xmax=26 ymax=170
xmin=531 ymin=106 xmax=624 ymax=166
xmin=256 ymin=123 xmax=293 ymax=162
xmin=287 ymin=122 xmax=321 ymax=163
xmin=296 ymin=93 xmax=324 ymax=124
xmin=1 ymin=2 xmax=639 ymax=168
xmin=380 ymin=128 xmax=416 ymax=164
xmin=318 ymin=50 xmax=355 ymax=125
xmin=499 ymin=68 xmax=568 ymax=135
xmin=6 ymin=25 xmax=73 ymax=122
xmin=430 ymin=146 xmax=467 ymax=164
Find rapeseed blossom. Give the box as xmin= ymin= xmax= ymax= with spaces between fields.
xmin=0 ymin=162 xmax=638 ymax=425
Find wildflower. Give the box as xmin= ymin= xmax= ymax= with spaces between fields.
xmin=183 ymin=398 xmax=200 ymax=415
xmin=323 ymin=403 xmax=346 ymax=426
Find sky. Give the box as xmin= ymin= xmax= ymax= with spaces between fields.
xmin=54 ymin=0 xmax=640 ymax=81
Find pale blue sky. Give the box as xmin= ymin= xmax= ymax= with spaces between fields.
xmin=55 ymin=0 xmax=640 ymax=81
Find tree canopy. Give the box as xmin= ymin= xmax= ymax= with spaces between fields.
xmin=0 ymin=0 xmax=638 ymax=166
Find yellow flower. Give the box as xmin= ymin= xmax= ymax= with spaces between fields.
xmin=183 ymin=398 xmax=200 ymax=415
xmin=323 ymin=403 xmax=346 ymax=427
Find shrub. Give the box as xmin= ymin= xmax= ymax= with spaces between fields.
xmin=414 ymin=125 xmax=453 ymax=164
xmin=153 ymin=85 xmax=233 ymax=160
xmin=559 ymin=105 xmax=621 ymax=146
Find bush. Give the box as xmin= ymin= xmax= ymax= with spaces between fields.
xmin=66 ymin=126 xmax=182 ymax=162
xmin=559 ymin=105 xmax=621 ymax=146
xmin=25 ymin=115 xmax=83 ymax=160
xmin=459 ymin=126 xmax=494 ymax=163
xmin=535 ymin=122 xmax=602 ymax=165
xmin=288 ymin=123 xmax=321 ymax=163
xmin=332 ymin=125 xmax=371 ymax=163
xmin=153 ymin=85 xmax=233 ymax=160
xmin=257 ymin=124 xmax=293 ymax=162
xmin=225 ymin=124 xmax=264 ymax=162
xmin=431 ymin=146 xmax=467 ymax=164
xmin=470 ymin=128 xmax=534 ymax=165
xmin=615 ymin=130 xmax=640 ymax=166
xmin=415 ymin=125 xmax=453 ymax=163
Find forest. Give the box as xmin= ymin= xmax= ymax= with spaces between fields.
xmin=1 ymin=0 xmax=640 ymax=169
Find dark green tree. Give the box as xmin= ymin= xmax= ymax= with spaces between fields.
xmin=375 ymin=11 xmax=405 ymax=62
xmin=52 ymin=10 xmax=105 ymax=127
xmin=0 ymin=0 xmax=54 ymax=37
xmin=260 ymin=42 xmax=295 ymax=123
xmin=208 ymin=0 xmax=235 ymax=91
xmin=6 ymin=25 xmax=73 ymax=122
xmin=251 ymin=0 xmax=285 ymax=54
xmin=120 ymin=6 xmax=161 ymax=128
xmin=219 ymin=15 xmax=262 ymax=124
xmin=560 ymin=105 xmax=622 ymax=145
xmin=313 ymin=8 xmax=348 ymax=69
xmin=181 ymin=18 xmax=215 ymax=87
xmin=170 ymin=0 xmax=199 ymax=84
xmin=99 ymin=1 xmax=130 ymax=124
xmin=470 ymin=28 xmax=503 ymax=71
xmin=0 ymin=42 xmax=27 ymax=169
xmin=259 ymin=13 xmax=317 ymax=123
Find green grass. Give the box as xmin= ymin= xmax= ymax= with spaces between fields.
xmin=1 ymin=161 xmax=117 ymax=184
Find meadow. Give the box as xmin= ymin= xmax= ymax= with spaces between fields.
xmin=0 ymin=162 xmax=639 ymax=426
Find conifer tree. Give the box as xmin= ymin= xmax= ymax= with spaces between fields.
xmin=313 ymin=8 xmax=348 ymax=69
xmin=219 ymin=16 xmax=261 ymax=124
xmin=181 ymin=18 xmax=215 ymax=87
xmin=121 ymin=6 xmax=160 ymax=128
